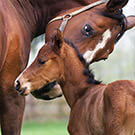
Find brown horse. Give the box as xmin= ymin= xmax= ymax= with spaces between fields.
xmin=0 ymin=0 xmax=93 ymax=134
xmin=15 ymin=30 xmax=135 ymax=135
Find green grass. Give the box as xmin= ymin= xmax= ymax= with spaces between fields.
xmin=21 ymin=120 xmax=69 ymax=135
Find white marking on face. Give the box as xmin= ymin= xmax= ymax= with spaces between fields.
xmin=19 ymin=82 xmax=32 ymax=95
xmin=83 ymin=50 xmax=93 ymax=62
xmin=83 ymin=29 xmax=111 ymax=63
xmin=23 ymin=82 xmax=31 ymax=90
xmin=14 ymin=60 xmax=34 ymax=91
xmin=15 ymin=62 xmax=32 ymax=84
xmin=14 ymin=65 xmax=32 ymax=95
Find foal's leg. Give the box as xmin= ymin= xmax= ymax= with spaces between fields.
xmin=68 ymin=108 xmax=89 ymax=135
xmin=103 ymin=83 xmax=135 ymax=135
xmin=104 ymin=91 xmax=135 ymax=135
xmin=103 ymin=86 xmax=125 ymax=135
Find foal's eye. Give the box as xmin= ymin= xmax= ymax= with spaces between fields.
xmin=38 ymin=59 xmax=46 ymax=65
xmin=82 ymin=24 xmax=94 ymax=37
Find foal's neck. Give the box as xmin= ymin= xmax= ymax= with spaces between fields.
xmin=12 ymin=0 xmax=90 ymax=39
xmin=61 ymin=45 xmax=95 ymax=108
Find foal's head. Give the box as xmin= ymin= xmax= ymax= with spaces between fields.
xmin=15 ymin=30 xmax=82 ymax=99
xmin=46 ymin=0 xmax=135 ymax=63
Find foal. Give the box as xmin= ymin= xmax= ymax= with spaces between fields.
xmin=16 ymin=30 xmax=135 ymax=135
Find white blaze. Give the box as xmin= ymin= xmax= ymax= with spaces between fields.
xmin=14 ymin=65 xmax=32 ymax=95
xmin=83 ymin=29 xmax=111 ymax=63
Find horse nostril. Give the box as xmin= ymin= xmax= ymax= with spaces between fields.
xmin=15 ymin=80 xmax=21 ymax=91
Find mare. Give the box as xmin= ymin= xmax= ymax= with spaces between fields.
xmin=0 ymin=0 xmax=94 ymax=134
xmin=15 ymin=30 xmax=135 ymax=135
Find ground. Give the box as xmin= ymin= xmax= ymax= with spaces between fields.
xmin=21 ymin=120 xmax=68 ymax=135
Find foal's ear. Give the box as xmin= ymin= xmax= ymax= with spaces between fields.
xmin=106 ymin=0 xmax=129 ymax=12
xmin=53 ymin=29 xmax=64 ymax=51
xmin=126 ymin=16 xmax=135 ymax=30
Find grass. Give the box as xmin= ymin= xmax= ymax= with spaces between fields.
xmin=21 ymin=120 xmax=69 ymax=135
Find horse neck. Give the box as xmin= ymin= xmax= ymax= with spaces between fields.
xmin=11 ymin=0 xmax=91 ymax=39
xmin=61 ymin=45 xmax=95 ymax=108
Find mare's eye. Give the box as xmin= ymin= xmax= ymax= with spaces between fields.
xmin=38 ymin=59 xmax=46 ymax=65
xmin=82 ymin=24 xmax=94 ymax=37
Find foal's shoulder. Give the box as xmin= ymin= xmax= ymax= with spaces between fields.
xmin=104 ymin=80 xmax=135 ymax=106
xmin=106 ymin=80 xmax=135 ymax=93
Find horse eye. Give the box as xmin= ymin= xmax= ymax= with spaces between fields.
xmin=38 ymin=59 xmax=46 ymax=65
xmin=82 ymin=24 xmax=94 ymax=37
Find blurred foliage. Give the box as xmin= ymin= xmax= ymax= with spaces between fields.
xmin=24 ymin=95 xmax=70 ymax=121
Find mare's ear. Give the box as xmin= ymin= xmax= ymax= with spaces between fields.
xmin=126 ymin=16 xmax=135 ymax=30
xmin=106 ymin=0 xmax=129 ymax=12
xmin=53 ymin=29 xmax=64 ymax=51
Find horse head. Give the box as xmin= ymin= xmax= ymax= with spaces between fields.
xmin=14 ymin=30 xmax=67 ymax=100
xmin=46 ymin=0 xmax=135 ymax=63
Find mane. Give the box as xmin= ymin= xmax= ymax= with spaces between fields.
xmin=102 ymin=9 xmax=127 ymax=43
xmin=64 ymin=39 xmax=101 ymax=85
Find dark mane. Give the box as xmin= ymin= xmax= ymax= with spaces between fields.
xmin=102 ymin=9 xmax=127 ymax=43
xmin=64 ymin=38 xmax=101 ymax=85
